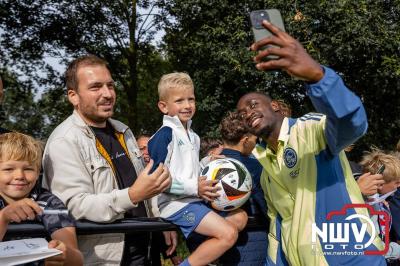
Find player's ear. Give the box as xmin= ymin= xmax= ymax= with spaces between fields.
xmin=158 ymin=101 xmax=168 ymax=114
xmin=271 ymin=100 xmax=281 ymax=113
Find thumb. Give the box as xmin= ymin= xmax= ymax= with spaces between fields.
xmin=48 ymin=240 xmax=59 ymax=249
xmin=143 ymin=159 xmax=154 ymax=174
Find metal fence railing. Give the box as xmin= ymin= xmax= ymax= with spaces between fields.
xmin=4 ymin=216 xmax=267 ymax=240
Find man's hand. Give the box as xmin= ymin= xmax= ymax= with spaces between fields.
xmin=45 ymin=240 xmax=66 ymax=266
xmin=128 ymin=160 xmax=171 ymax=203
xmin=357 ymin=172 xmax=385 ymax=196
xmin=198 ymin=176 xmax=220 ymax=202
xmin=163 ymin=231 xmax=178 ymax=256
xmin=0 ymin=198 xmax=42 ymax=223
xmin=250 ymin=20 xmax=324 ymax=83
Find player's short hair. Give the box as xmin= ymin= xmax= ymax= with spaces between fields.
xmin=219 ymin=111 xmax=249 ymax=146
xmin=158 ymin=72 xmax=194 ymax=100
xmin=240 ymin=91 xmax=272 ymax=102
xmin=65 ymin=55 xmax=109 ymax=91
xmin=360 ymin=148 xmax=400 ymax=182
xmin=0 ymin=132 xmax=43 ymax=170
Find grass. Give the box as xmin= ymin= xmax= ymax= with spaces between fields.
xmin=161 ymin=231 xmax=190 ymax=266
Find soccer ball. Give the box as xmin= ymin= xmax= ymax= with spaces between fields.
xmin=201 ymin=158 xmax=252 ymax=211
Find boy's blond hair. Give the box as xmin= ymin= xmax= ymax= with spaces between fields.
xmin=158 ymin=72 xmax=194 ymax=100
xmin=360 ymin=148 xmax=400 ymax=182
xmin=0 ymin=132 xmax=43 ymax=170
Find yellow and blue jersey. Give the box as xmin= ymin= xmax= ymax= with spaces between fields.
xmin=253 ymin=67 xmax=386 ymax=265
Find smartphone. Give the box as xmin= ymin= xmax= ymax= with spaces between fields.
xmin=376 ymin=164 xmax=385 ymax=175
xmin=249 ymin=9 xmax=285 ymax=59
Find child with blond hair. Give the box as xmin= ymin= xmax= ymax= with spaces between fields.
xmin=360 ymin=148 xmax=400 ymax=261
xmin=149 ymin=72 xmax=247 ymax=266
xmin=0 ymin=132 xmax=83 ymax=265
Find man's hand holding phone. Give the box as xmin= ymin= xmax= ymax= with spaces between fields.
xmin=249 ymin=12 xmax=324 ymax=83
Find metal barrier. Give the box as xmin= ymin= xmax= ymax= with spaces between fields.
xmin=4 ymin=216 xmax=267 ymax=240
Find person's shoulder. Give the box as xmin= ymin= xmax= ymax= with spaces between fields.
xmin=295 ymin=113 xmax=326 ymax=133
xmin=108 ymin=118 xmax=129 ymax=132
xmin=36 ymin=188 xmax=65 ymax=207
xmin=148 ymin=127 xmax=173 ymax=149
xmin=36 ymin=188 xmax=61 ymax=202
xmin=152 ymin=126 xmax=173 ymax=140
xmin=47 ymin=114 xmax=80 ymax=141
xmin=36 ymin=189 xmax=76 ymax=234
xmin=298 ymin=112 xmax=325 ymax=123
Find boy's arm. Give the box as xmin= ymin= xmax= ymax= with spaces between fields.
xmin=0 ymin=199 xmax=42 ymax=240
xmin=148 ymin=127 xmax=173 ymax=173
xmin=306 ymin=67 xmax=368 ymax=155
xmin=148 ymin=127 xmax=184 ymax=195
xmin=49 ymin=227 xmax=83 ymax=266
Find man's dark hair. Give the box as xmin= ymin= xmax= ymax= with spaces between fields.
xmin=219 ymin=111 xmax=248 ymax=146
xmin=240 ymin=91 xmax=272 ymax=101
xmin=65 ymin=55 xmax=109 ymax=91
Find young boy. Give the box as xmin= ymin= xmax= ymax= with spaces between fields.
xmin=148 ymin=73 xmax=248 ymax=266
xmin=0 ymin=132 xmax=83 ymax=265
xmin=360 ymin=149 xmax=400 ymax=261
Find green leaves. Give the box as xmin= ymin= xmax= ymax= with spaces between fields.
xmin=158 ymin=0 xmax=400 ymax=157
xmin=0 ymin=0 xmax=399 ymax=156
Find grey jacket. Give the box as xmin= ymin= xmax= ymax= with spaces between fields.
xmin=42 ymin=110 xmax=152 ymax=265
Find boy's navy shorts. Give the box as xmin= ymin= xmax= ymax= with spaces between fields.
xmin=165 ymin=201 xmax=229 ymax=238
xmin=165 ymin=201 xmax=211 ymax=238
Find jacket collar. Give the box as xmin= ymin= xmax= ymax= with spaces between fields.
xmin=162 ymin=115 xmax=192 ymax=131
xmin=277 ymin=117 xmax=297 ymax=146
xmin=278 ymin=117 xmax=290 ymax=144
xmin=253 ymin=117 xmax=297 ymax=158
xmin=71 ymin=110 xmax=129 ymax=137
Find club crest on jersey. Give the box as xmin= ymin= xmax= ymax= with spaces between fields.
xmin=283 ymin=147 xmax=297 ymax=168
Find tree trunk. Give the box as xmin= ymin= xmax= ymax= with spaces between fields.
xmin=124 ymin=0 xmax=138 ymax=132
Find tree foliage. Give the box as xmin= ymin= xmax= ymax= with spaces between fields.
xmin=0 ymin=69 xmax=45 ymax=137
xmin=0 ymin=0 xmax=399 ymax=158
xmin=158 ymin=0 xmax=400 ymax=158
xmin=0 ymin=0 xmax=170 ymax=133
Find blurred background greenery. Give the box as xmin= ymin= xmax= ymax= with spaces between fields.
xmin=1 ymin=0 xmax=399 ymax=159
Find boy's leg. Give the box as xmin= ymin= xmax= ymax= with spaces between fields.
xmin=225 ymin=208 xmax=248 ymax=231
xmin=187 ymin=211 xmax=238 ymax=266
